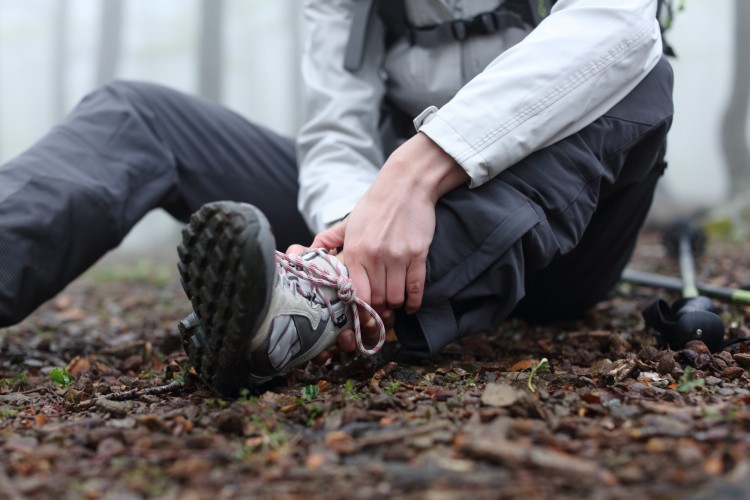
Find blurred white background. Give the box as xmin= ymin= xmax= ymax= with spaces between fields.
xmin=0 ymin=0 xmax=746 ymax=256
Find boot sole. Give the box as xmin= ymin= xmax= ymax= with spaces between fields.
xmin=177 ymin=201 xmax=276 ymax=396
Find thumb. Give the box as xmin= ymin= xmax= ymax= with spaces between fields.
xmin=311 ymin=219 xmax=346 ymax=250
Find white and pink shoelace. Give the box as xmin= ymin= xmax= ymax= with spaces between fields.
xmin=274 ymin=249 xmax=386 ymax=355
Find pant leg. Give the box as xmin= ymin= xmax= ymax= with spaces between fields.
xmin=0 ymin=80 xmax=309 ymax=327
xmin=397 ymin=57 xmax=675 ymax=356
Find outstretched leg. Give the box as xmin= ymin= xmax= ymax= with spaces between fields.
xmin=0 ymin=81 xmax=308 ymax=327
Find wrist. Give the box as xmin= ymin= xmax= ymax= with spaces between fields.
xmin=384 ymin=132 xmax=469 ymax=204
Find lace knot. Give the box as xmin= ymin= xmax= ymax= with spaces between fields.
xmin=274 ymin=249 xmax=385 ymax=356
xmin=336 ymin=275 xmax=354 ymax=303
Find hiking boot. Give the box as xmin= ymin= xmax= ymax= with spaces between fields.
xmin=176 ymin=201 xmax=384 ymax=396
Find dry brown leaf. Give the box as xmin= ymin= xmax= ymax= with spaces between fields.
xmin=507 ymin=359 xmax=534 ymax=372
xmin=66 ymin=356 xmax=91 ymax=377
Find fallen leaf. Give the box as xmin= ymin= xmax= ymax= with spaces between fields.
xmin=507 ymin=360 xmax=534 ymax=372
xmin=66 ymin=356 xmax=91 ymax=377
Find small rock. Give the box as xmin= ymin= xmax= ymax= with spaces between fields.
xmin=733 ymin=353 xmax=750 ymax=369
xmin=720 ymin=367 xmax=745 ymax=380
xmin=481 ymin=383 xmax=523 ymax=408
xmin=95 ymin=398 xmax=134 ymax=418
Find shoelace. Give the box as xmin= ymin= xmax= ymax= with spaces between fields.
xmin=274 ymin=249 xmax=386 ymax=356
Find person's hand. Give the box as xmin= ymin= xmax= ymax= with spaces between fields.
xmin=288 ymin=133 xmax=468 ymax=364
xmin=312 ymin=132 xmax=469 ymax=338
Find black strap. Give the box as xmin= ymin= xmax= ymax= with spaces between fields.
xmin=406 ymin=0 xmax=546 ymax=48
xmin=377 ymin=0 xmax=408 ymax=48
xmin=345 ymin=0 xmax=553 ymax=72
xmin=344 ymin=0 xmax=379 ymax=72
xmin=409 ymin=9 xmax=526 ymax=48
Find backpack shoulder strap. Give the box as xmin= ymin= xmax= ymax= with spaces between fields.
xmin=343 ymin=0 xmax=380 ymax=72
xmin=344 ymin=0 xmax=553 ymax=72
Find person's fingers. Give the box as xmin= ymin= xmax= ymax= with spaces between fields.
xmin=365 ymin=262 xmax=387 ymax=312
xmin=347 ymin=262 xmax=372 ymax=308
xmin=311 ymin=349 xmax=334 ymax=365
xmin=385 ymin=264 xmax=406 ymax=311
xmin=337 ymin=329 xmax=356 ymax=352
xmin=405 ymin=258 xmax=426 ymax=314
xmin=285 ymin=244 xmax=309 ymax=256
xmin=311 ymin=220 xmax=346 ymax=250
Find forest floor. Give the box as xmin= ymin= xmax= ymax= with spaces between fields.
xmin=2 ymin=221 xmax=750 ymax=499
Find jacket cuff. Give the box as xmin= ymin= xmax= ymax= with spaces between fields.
xmin=415 ymin=107 xmax=492 ymax=188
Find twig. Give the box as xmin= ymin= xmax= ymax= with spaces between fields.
xmin=369 ymin=361 xmax=398 ymax=390
xmin=77 ymin=380 xmax=184 ymax=409
xmin=105 ymin=379 xmax=184 ymax=401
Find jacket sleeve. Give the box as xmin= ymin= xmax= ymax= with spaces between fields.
xmin=417 ymin=0 xmax=665 ymax=188
xmin=296 ymin=0 xmax=387 ymax=234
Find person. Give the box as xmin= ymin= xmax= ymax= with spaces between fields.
xmin=0 ymin=0 xmax=673 ymax=396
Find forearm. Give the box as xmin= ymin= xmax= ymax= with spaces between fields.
xmin=418 ymin=0 xmax=663 ymax=188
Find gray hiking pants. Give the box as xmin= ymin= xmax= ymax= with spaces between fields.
xmin=0 ymin=57 xmax=673 ymax=357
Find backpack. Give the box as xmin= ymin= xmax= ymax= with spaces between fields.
xmin=344 ymin=0 xmax=675 ymax=73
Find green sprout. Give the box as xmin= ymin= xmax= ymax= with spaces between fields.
xmin=50 ymin=367 xmax=73 ymax=387
xmin=528 ymin=358 xmax=550 ymax=393
xmin=385 ymin=381 xmax=401 ymax=395
xmin=301 ymin=385 xmax=320 ymax=401
xmin=677 ymin=366 xmax=705 ymax=393
xmin=343 ymin=379 xmax=361 ymax=401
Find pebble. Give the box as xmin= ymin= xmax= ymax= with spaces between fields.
xmin=720 ymin=367 xmax=745 ymax=380
xmin=95 ymin=398 xmax=134 ymax=418
xmin=733 ymin=353 xmax=750 ymax=369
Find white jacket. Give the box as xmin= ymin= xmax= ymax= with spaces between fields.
xmin=297 ymin=0 xmax=664 ymax=234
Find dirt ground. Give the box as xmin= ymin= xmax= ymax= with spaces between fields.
xmin=2 ymin=223 xmax=750 ymax=499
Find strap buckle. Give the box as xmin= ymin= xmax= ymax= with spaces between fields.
xmin=450 ymin=19 xmax=469 ymax=41
xmin=477 ymin=12 xmax=498 ymax=33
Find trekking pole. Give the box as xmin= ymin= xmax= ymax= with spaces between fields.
xmin=621 ymin=268 xmax=750 ymax=306
xmin=639 ymin=221 xmax=726 ymax=352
